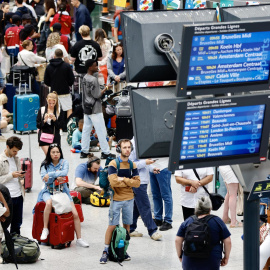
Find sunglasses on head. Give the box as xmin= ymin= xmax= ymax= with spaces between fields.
xmin=49 ymin=143 xmax=58 ymax=148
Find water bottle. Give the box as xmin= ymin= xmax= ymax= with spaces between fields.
xmin=118 ymin=239 xmax=124 ymax=248
xmin=70 ymin=149 xmax=81 ymax=153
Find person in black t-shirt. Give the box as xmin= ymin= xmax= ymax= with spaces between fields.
xmin=70 ymin=25 xmax=102 ymax=75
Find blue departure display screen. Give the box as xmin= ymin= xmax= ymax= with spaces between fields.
xmin=187 ymin=32 xmax=270 ymax=86
xmin=180 ymin=104 xmax=265 ymax=160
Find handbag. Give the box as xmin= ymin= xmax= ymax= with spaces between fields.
xmin=18 ymin=53 xmax=38 ymax=77
xmin=40 ymin=132 xmax=54 ymax=143
xmin=82 ymin=79 xmax=97 ymax=115
xmin=193 ymin=169 xmax=225 ymax=211
xmin=51 ymin=191 xmax=72 ymax=214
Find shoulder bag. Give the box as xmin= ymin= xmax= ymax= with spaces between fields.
xmin=82 ymin=79 xmax=97 ymax=115
xmin=193 ymin=169 xmax=224 ymax=211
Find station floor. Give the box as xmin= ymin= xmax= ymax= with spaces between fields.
xmin=0 ymin=129 xmax=243 ymax=270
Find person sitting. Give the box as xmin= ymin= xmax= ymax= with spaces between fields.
xmin=175 ymin=196 xmax=232 ymax=270
xmin=37 ymin=143 xmax=89 ymax=247
xmin=72 ymin=119 xmax=83 ymax=150
xmin=73 ymin=154 xmax=103 ymax=204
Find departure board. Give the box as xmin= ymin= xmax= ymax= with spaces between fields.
xmin=168 ymin=94 xmax=270 ymax=171
xmin=181 ymin=104 xmax=265 ymax=160
xmin=187 ymin=31 xmax=270 ymax=86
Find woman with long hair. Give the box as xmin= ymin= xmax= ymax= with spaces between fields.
xmin=107 ymin=43 xmax=126 ymax=92
xmin=36 ymin=92 xmax=64 ymax=155
xmin=45 ymin=32 xmax=69 ymax=63
xmin=39 ymin=0 xmax=56 ymax=52
xmin=95 ymin=28 xmax=111 ymax=85
xmin=36 ymin=143 xmax=89 ymax=247
xmin=50 ymin=3 xmax=71 ymax=36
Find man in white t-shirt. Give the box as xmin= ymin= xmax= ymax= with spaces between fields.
xmin=175 ymin=167 xmax=214 ymax=220
xmin=0 ymin=136 xmax=24 ymax=234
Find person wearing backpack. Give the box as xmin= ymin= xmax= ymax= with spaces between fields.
xmin=99 ymin=139 xmax=140 ymax=264
xmin=175 ymin=167 xmax=214 ymax=220
xmin=175 ymin=196 xmax=232 ymax=270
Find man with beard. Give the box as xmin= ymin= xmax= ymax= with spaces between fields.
xmin=73 ymin=154 xmax=103 ymax=204
xmin=100 ymin=139 xmax=140 ymax=264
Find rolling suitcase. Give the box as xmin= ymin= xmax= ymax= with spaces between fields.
xmin=116 ymin=117 xmax=133 ymax=141
xmin=32 ymin=202 xmax=49 ymax=244
xmin=70 ymin=191 xmax=84 ymax=222
xmin=21 ymin=132 xmax=33 ymax=192
xmin=70 ymin=191 xmax=82 ymax=204
xmin=3 ymin=83 xmax=16 ymax=113
xmin=49 ymin=212 xmax=75 ymax=249
xmin=13 ymin=85 xmax=39 ymax=134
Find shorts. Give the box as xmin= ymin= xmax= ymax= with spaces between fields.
xmin=58 ymin=94 xmax=72 ymax=111
xmin=108 ymin=199 xmax=134 ymax=226
xmin=219 ymin=165 xmax=239 ymax=184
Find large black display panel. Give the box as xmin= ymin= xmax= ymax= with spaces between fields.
xmin=176 ymin=21 xmax=270 ymax=97
xmin=168 ymin=94 xmax=270 ymax=172
xmin=121 ymin=9 xmax=217 ymax=83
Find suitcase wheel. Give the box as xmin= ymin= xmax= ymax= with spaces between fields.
xmin=20 ymin=131 xmax=22 ymax=135
xmin=26 ymin=188 xmax=31 ymax=193
xmin=67 ymin=242 xmax=71 ymax=247
xmin=13 ymin=130 xmax=16 ymax=134
xmin=51 ymin=245 xmax=54 ymax=249
xmin=38 ymin=241 xmax=41 ymax=245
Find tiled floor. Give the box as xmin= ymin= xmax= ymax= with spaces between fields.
xmin=0 ymin=129 xmax=243 ymax=269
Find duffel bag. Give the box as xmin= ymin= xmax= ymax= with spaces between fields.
xmin=2 ymin=234 xmax=41 ymax=264
xmin=90 ymin=191 xmax=110 ymax=207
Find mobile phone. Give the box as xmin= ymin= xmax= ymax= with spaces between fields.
xmin=152 ymin=159 xmax=159 ymax=161
xmin=185 ymin=186 xmax=191 ymax=192
xmin=21 ymin=171 xmax=26 ymax=174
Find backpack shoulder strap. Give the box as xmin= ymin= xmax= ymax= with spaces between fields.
xmin=128 ymin=160 xmax=133 ymax=170
xmin=115 ymin=158 xmax=120 ymax=171
xmin=41 ymin=106 xmax=45 ymax=119
xmin=203 ymin=214 xmax=215 ymax=223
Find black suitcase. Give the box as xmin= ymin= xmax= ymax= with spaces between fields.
xmin=116 ymin=117 xmax=133 ymax=141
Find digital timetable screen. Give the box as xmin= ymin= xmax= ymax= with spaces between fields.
xmin=181 ymin=105 xmax=265 ymax=160
xmin=168 ymin=94 xmax=270 ymax=171
xmin=177 ymin=21 xmax=270 ymax=97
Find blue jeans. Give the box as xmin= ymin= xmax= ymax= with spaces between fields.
xmin=81 ymin=113 xmax=110 ymax=154
xmin=10 ymin=195 xmax=23 ymax=234
xmin=130 ymin=184 xmax=157 ymax=236
xmin=150 ymin=168 xmax=173 ymax=224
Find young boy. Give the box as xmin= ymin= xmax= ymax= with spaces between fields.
xmin=72 ymin=119 xmax=84 ymax=150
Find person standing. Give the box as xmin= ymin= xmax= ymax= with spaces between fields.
xmin=149 ymin=158 xmax=173 ymax=231
xmin=100 ymin=139 xmax=140 ymax=264
xmin=44 ymin=48 xmax=74 ymax=118
xmin=0 ymin=136 xmax=24 ymax=234
xmin=80 ymin=59 xmax=115 ymax=159
xmin=70 ymin=0 xmax=92 ymax=41
xmin=70 ymin=25 xmax=102 ymax=76
xmin=129 ymin=137 xmax=162 ymax=241
xmin=175 ymin=167 xmax=214 ymax=220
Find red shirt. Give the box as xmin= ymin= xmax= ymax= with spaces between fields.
xmin=60 ymin=35 xmax=69 ymax=53
xmin=5 ymin=25 xmax=21 ymax=56
xmin=50 ymin=14 xmax=72 ymax=35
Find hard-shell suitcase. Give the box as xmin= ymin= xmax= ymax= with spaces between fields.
xmin=21 ymin=132 xmax=33 ymax=192
xmin=70 ymin=191 xmax=82 ymax=204
xmin=75 ymin=204 xmax=84 ymax=223
xmin=116 ymin=117 xmax=133 ymax=141
xmin=13 ymin=94 xmax=39 ymax=134
xmin=32 ymin=202 xmax=49 ymax=244
xmin=70 ymin=191 xmax=84 ymax=222
xmin=3 ymin=83 xmax=16 ymax=113
xmin=49 ymin=212 xmax=74 ymax=249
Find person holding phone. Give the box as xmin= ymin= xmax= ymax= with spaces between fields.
xmin=0 ymin=136 xmax=25 ymax=234
xmin=175 ymin=167 xmax=214 ymax=220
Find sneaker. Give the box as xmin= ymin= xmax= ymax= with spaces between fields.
xmin=60 ymin=129 xmax=63 ymax=136
xmin=90 ymin=146 xmax=100 ymax=152
xmin=7 ymin=124 xmax=13 ymax=130
xmin=159 ymin=221 xmax=172 ymax=231
xmin=76 ymin=238 xmax=89 ymax=248
xmin=151 ymin=232 xmax=162 ymax=241
xmin=0 ymin=135 xmax=6 ymax=142
xmin=130 ymin=231 xmax=143 ymax=237
xmin=40 ymin=228 xmax=49 ymax=240
xmin=153 ymin=219 xmax=163 ymax=227
xmin=101 ymin=152 xmax=116 ymax=159
xmin=124 ymin=253 xmax=131 ymax=261
xmin=100 ymin=251 xmax=108 ymax=264
xmin=80 ymin=152 xmax=88 ymax=158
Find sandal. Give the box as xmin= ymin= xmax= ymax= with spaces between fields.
xmin=230 ymin=221 xmax=243 ymax=228
xmin=224 ymin=218 xmax=231 ymax=224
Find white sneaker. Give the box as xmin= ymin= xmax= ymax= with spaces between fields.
xmin=130 ymin=231 xmax=143 ymax=237
xmin=40 ymin=228 xmax=49 ymax=240
xmin=76 ymin=238 xmax=89 ymax=248
xmin=0 ymin=135 xmax=6 ymax=142
xmin=151 ymin=232 xmax=162 ymax=241
xmin=60 ymin=130 xmax=63 ymax=136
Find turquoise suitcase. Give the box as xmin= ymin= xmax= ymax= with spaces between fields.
xmin=13 ymin=94 xmax=39 ymax=134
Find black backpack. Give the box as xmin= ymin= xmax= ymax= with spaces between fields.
xmin=183 ymin=215 xmax=215 ymax=258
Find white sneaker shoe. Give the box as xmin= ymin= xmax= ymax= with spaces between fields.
xmin=76 ymin=238 xmax=89 ymax=248
xmin=151 ymin=232 xmax=162 ymax=241
xmin=60 ymin=130 xmax=63 ymax=136
xmin=40 ymin=228 xmax=49 ymax=240
xmin=130 ymin=231 xmax=143 ymax=237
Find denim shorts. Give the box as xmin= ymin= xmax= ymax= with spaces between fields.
xmin=109 ymin=199 xmax=134 ymax=226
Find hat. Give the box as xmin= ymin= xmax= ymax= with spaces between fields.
xmin=22 ymin=14 xmax=31 ymax=20
xmin=52 ymin=23 xmax=61 ymax=31
xmin=11 ymin=15 xmax=21 ymax=24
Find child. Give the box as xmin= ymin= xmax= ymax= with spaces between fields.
xmin=72 ymin=119 xmax=84 ymax=150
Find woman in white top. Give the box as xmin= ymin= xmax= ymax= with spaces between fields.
xmin=95 ymin=28 xmax=111 ymax=85
xmin=219 ymin=165 xmax=242 ymax=228
xmin=45 ymin=32 xmax=69 ymax=63
xmin=175 ymin=167 xmax=214 ymax=220
xmin=18 ymin=40 xmax=46 ymax=67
